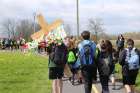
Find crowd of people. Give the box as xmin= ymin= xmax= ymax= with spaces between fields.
xmin=0 ymin=31 xmax=139 ymax=93
xmin=46 ymin=31 xmax=140 ymax=93
xmin=0 ymin=38 xmax=26 ymax=50
xmin=0 ymin=38 xmax=47 ymax=53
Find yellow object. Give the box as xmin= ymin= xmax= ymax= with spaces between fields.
xmin=37 ymin=14 xmax=48 ymax=31
xmin=31 ymin=14 xmax=63 ymax=41
xmin=31 ymin=30 xmax=44 ymax=40
xmin=92 ymin=84 xmax=100 ymax=93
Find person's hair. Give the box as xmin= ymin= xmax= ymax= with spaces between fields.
xmin=105 ymin=40 xmax=113 ymax=53
xmin=65 ymin=36 xmax=76 ymax=49
xmin=100 ymin=40 xmax=107 ymax=50
xmin=69 ymin=37 xmax=76 ymax=49
xmin=81 ymin=31 xmax=90 ymax=40
xmin=126 ymin=38 xmax=134 ymax=45
xmin=118 ymin=34 xmax=124 ymax=40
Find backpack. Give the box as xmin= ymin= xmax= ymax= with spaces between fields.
xmin=125 ymin=48 xmax=140 ymax=70
xmin=67 ymin=51 xmax=76 ymax=64
xmin=79 ymin=42 xmax=95 ymax=66
xmin=50 ymin=44 xmax=67 ymax=65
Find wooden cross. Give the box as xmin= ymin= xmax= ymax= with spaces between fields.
xmin=31 ymin=14 xmax=63 ymax=41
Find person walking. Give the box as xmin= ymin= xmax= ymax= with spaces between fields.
xmin=96 ymin=40 xmax=115 ymax=93
xmin=119 ymin=39 xmax=140 ymax=93
xmin=116 ymin=34 xmax=125 ymax=54
xmin=66 ymin=36 xmax=79 ymax=85
xmin=47 ymin=38 xmax=67 ymax=93
xmin=78 ymin=31 xmax=97 ymax=93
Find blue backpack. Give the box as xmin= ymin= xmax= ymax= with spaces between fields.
xmin=79 ymin=42 xmax=96 ymax=66
xmin=125 ymin=48 xmax=140 ymax=70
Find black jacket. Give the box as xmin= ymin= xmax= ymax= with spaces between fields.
xmin=97 ymin=50 xmax=115 ymax=76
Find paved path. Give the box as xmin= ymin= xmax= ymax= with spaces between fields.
xmin=63 ymin=79 xmax=126 ymax=93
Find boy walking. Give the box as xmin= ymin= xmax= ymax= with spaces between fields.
xmin=78 ymin=31 xmax=97 ymax=93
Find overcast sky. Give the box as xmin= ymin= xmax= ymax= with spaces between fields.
xmin=0 ymin=0 xmax=140 ymax=35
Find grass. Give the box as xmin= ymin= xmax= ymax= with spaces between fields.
xmin=136 ymin=73 xmax=140 ymax=90
xmin=0 ymin=51 xmax=51 ymax=93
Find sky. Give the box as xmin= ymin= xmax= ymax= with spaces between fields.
xmin=0 ymin=0 xmax=140 ymax=36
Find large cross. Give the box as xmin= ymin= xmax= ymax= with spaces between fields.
xmin=31 ymin=14 xmax=63 ymax=41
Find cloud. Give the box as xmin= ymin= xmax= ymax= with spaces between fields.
xmin=0 ymin=0 xmax=140 ymax=35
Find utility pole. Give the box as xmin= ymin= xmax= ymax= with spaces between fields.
xmin=33 ymin=12 xmax=36 ymax=33
xmin=76 ymin=0 xmax=80 ymax=37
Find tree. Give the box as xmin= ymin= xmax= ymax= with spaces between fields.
xmin=16 ymin=19 xmax=40 ymax=41
xmin=1 ymin=18 xmax=17 ymax=39
xmin=1 ymin=18 xmax=40 ymax=41
xmin=88 ymin=18 xmax=105 ymax=42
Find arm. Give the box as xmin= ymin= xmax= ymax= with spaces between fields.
xmin=136 ymin=49 xmax=140 ymax=66
xmin=95 ymin=48 xmax=100 ymax=66
xmin=119 ymin=49 xmax=126 ymax=66
xmin=116 ymin=40 xmax=118 ymax=46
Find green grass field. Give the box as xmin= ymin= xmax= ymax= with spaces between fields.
xmin=0 ymin=51 xmax=51 ymax=93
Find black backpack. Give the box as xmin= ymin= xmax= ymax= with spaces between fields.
xmin=50 ymin=44 xmax=67 ymax=65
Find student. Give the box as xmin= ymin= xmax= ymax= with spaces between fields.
xmin=67 ymin=36 xmax=79 ymax=85
xmin=119 ymin=39 xmax=140 ymax=93
xmin=78 ymin=31 xmax=97 ymax=93
xmin=116 ymin=34 xmax=125 ymax=54
xmin=96 ymin=40 xmax=115 ymax=93
xmin=47 ymin=38 xmax=67 ymax=93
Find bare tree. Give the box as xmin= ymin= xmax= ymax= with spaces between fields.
xmin=88 ymin=18 xmax=105 ymax=42
xmin=1 ymin=18 xmax=17 ymax=39
xmin=16 ymin=19 xmax=40 ymax=41
xmin=16 ymin=19 xmax=33 ymax=41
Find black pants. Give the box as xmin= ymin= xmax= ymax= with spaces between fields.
xmin=81 ymin=66 xmax=97 ymax=93
xmin=100 ymin=75 xmax=109 ymax=93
